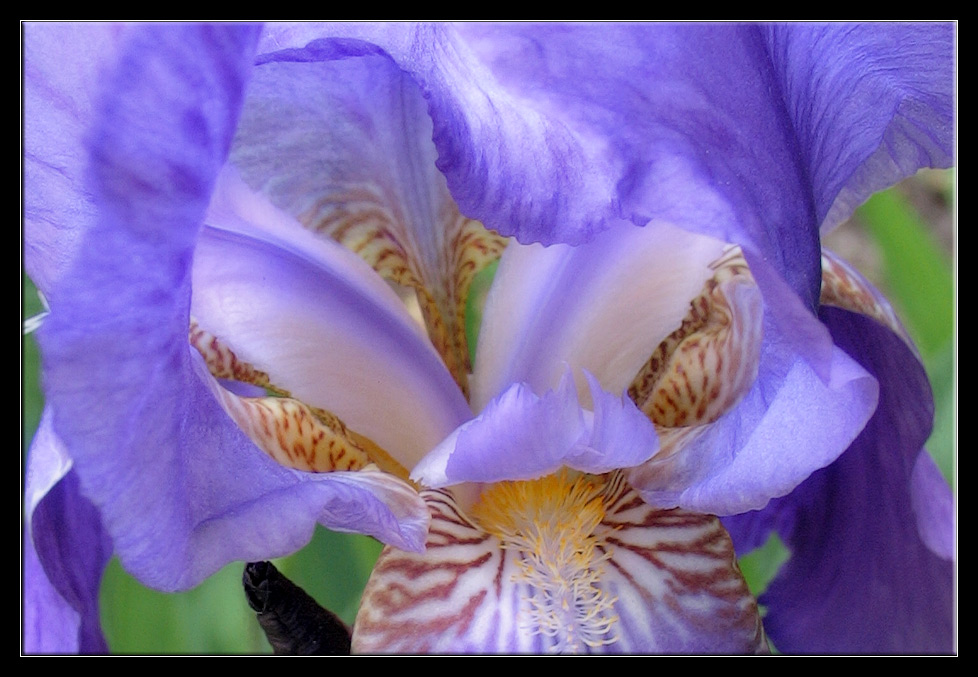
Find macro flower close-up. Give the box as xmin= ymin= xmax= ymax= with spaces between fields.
xmin=22 ymin=22 xmax=955 ymax=654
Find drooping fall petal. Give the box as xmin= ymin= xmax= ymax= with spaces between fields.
xmin=354 ymin=476 xmax=766 ymax=654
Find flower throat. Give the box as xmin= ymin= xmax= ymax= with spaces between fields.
xmin=471 ymin=470 xmax=619 ymax=653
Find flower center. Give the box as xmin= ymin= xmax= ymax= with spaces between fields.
xmin=470 ymin=470 xmax=619 ymax=653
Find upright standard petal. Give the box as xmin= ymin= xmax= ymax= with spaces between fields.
xmin=724 ymin=309 xmax=954 ymax=654
xmin=256 ymin=24 xmax=818 ymax=301
xmin=471 ymin=222 xmax=726 ymax=410
xmin=257 ymin=24 xmax=952 ymax=310
xmin=474 ymin=219 xmax=878 ymax=516
xmin=38 ymin=24 xmax=428 ymax=593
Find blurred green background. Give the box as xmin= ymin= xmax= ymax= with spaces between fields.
xmin=21 ymin=170 xmax=955 ymax=654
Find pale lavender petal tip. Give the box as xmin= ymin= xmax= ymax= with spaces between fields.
xmin=412 ymin=374 xmax=585 ymax=487
xmin=911 ymin=448 xmax=955 ymax=562
xmin=413 ymin=370 xmax=659 ymax=488
xmin=567 ymin=371 xmax=660 ymax=473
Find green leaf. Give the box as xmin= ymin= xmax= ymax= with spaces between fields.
xmin=738 ymin=532 xmax=790 ymax=600
xmin=100 ymin=558 xmax=270 ymax=654
xmin=856 ymin=185 xmax=953 ymax=357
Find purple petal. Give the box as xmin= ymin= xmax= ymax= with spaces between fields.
xmin=475 ymin=215 xmax=876 ymax=515
xmin=724 ymin=308 xmax=953 ymax=654
xmin=255 ymin=23 xmax=618 ymax=247
xmin=23 ymin=22 xmax=130 ymax=293
xmin=37 ymin=24 xmax=428 ymax=592
xmin=256 ymin=23 xmax=952 ymax=311
xmin=412 ymin=374 xmax=585 ymax=487
xmin=230 ymin=43 xmax=464 ymax=300
xmin=911 ymin=450 xmax=954 ymax=561
xmin=630 ymin=314 xmax=879 ymax=515
xmin=471 ymin=222 xmax=726 ymax=411
xmin=23 ymin=412 xmax=111 ymax=654
xmin=764 ymin=23 xmax=955 ymax=231
xmin=568 ymin=371 xmax=661 ymax=473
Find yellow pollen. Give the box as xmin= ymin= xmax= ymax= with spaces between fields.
xmin=471 ymin=470 xmax=619 ymax=653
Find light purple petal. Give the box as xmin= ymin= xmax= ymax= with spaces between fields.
xmin=630 ymin=321 xmax=879 ymax=515
xmin=474 ymin=213 xmax=876 ymax=515
xmin=230 ymin=43 xmax=467 ymax=307
xmin=23 ymin=412 xmax=111 ymax=654
xmin=567 ymin=371 xmax=660 ymax=474
xmin=256 ymin=23 xmax=952 ymax=312
xmin=724 ymin=308 xmax=953 ymax=654
xmin=255 ymin=23 xmax=618 ymax=248
xmin=37 ymin=24 xmax=427 ymax=592
xmin=193 ymin=170 xmax=470 ymax=469
xmin=24 ymin=525 xmax=88 ymax=655
xmin=23 ymin=22 xmax=130 ymax=293
xmin=412 ymin=371 xmax=658 ymax=488
xmin=412 ymin=374 xmax=585 ymax=487
xmin=764 ymin=23 xmax=955 ymax=232
xmin=911 ymin=450 xmax=954 ymax=561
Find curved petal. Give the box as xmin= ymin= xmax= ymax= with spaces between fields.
xmin=23 ymin=22 xmax=131 ymax=293
xmin=471 ymin=222 xmax=727 ymax=411
xmin=37 ymin=24 xmax=428 ymax=591
xmin=473 ymin=216 xmax=877 ymax=515
xmin=193 ymin=170 xmax=471 ymax=469
xmin=23 ymin=411 xmax=112 ymax=654
xmin=911 ymin=450 xmax=954 ymax=561
xmin=629 ymin=323 xmax=879 ymax=515
xmin=724 ymin=309 xmax=953 ymax=654
xmin=256 ymin=23 xmax=952 ymax=311
xmin=255 ymin=23 xmax=619 ymax=249
xmin=571 ymin=371 xmax=661 ymax=473
xmin=763 ymin=23 xmax=955 ymax=232
xmin=412 ymin=371 xmax=658 ymax=488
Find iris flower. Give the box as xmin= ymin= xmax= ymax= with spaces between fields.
xmin=23 ymin=22 xmax=954 ymax=654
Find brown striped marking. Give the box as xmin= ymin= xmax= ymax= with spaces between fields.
xmin=353 ymin=473 xmax=766 ymax=654
xmin=190 ymin=319 xmax=413 ymax=477
xmin=298 ymin=182 xmax=506 ymax=398
xmin=820 ymin=248 xmax=914 ymax=349
xmin=628 ymin=246 xmax=763 ymax=429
